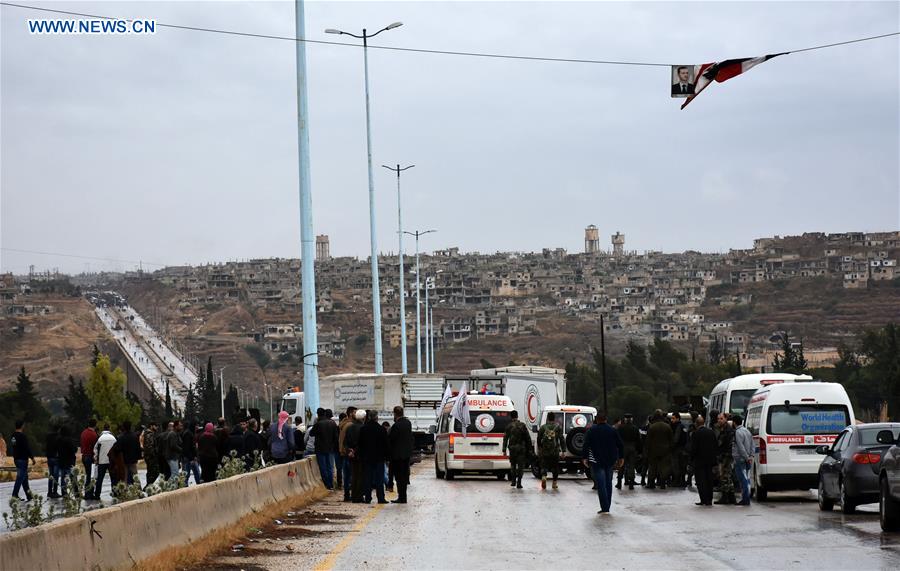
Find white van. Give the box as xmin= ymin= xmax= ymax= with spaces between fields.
xmin=708 ymin=373 xmax=813 ymax=418
xmin=745 ymin=382 xmax=855 ymax=500
xmin=434 ymin=394 xmax=514 ymax=480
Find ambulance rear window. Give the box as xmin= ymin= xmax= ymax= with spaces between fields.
xmin=454 ymin=411 xmax=511 ymax=434
xmin=767 ymin=405 xmax=849 ymax=435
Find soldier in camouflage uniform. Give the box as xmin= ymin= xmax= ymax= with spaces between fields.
xmin=502 ymin=410 xmax=531 ymax=489
xmin=140 ymin=422 xmax=159 ymax=489
xmin=537 ymin=412 xmax=565 ymax=490
xmin=714 ymin=412 xmax=737 ymax=504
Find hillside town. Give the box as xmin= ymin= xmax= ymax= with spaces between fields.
xmin=6 ymin=230 xmax=893 ymax=375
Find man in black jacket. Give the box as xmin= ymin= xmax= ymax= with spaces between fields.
xmin=690 ymin=415 xmax=718 ymax=506
xmin=345 ymin=410 xmax=365 ymax=503
xmin=670 ymin=413 xmax=688 ymax=488
xmin=57 ymin=426 xmax=77 ymax=496
xmin=310 ymin=408 xmax=339 ymax=490
xmin=358 ymin=410 xmax=389 ymax=504
xmin=615 ymin=414 xmax=641 ymax=490
xmin=388 ymin=406 xmax=414 ymax=504
xmin=117 ymin=420 xmax=142 ymax=486
xmin=11 ymin=420 xmax=35 ymax=501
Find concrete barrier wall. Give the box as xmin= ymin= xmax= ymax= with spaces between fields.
xmin=0 ymin=457 xmax=323 ymax=571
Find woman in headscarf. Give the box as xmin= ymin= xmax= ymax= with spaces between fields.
xmin=269 ymin=410 xmax=295 ymax=464
xmin=197 ymin=423 xmax=219 ymax=482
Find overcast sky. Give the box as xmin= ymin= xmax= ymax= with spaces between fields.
xmin=1 ymin=1 xmax=898 ymax=274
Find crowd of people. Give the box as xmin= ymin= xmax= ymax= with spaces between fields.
xmin=7 ymin=405 xmax=416 ymax=506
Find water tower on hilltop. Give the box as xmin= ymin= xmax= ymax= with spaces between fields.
xmin=585 ymin=225 xmax=600 ymax=254
xmin=316 ymin=235 xmax=331 ymax=261
xmin=612 ymin=232 xmax=625 ymax=257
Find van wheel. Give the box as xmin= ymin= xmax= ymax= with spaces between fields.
xmin=434 ymin=456 xmax=445 ymax=479
xmin=818 ymin=478 xmax=834 ymax=511
xmin=839 ymin=480 xmax=856 ymax=514
xmin=445 ymin=468 xmax=456 ymax=481
xmin=881 ymin=476 xmax=900 ymax=531
xmin=756 ymin=482 xmax=768 ymax=502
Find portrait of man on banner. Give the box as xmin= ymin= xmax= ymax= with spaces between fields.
xmin=671 ymin=65 xmax=695 ymax=97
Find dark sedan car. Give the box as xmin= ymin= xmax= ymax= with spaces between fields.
xmin=817 ymin=422 xmax=900 ymax=514
xmin=878 ymin=428 xmax=900 ymax=531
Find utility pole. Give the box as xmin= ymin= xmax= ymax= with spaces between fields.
xmin=429 ymin=304 xmax=435 ymax=373
xmin=424 ymin=276 xmax=430 ymax=371
xmin=326 ymin=21 xmax=403 ymax=375
xmin=382 ymin=163 xmax=415 ymax=375
xmin=600 ymin=313 xmax=608 ymax=414
xmin=295 ymin=0 xmax=319 ymax=413
xmin=218 ymin=366 xmax=227 ymax=419
xmin=403 ymin=229 xmax=435 ymax=373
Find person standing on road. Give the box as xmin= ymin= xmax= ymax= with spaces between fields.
xmin=141 ymin=422 xmax=159 ymax=489
xmin=537 ymin=412 xmax=565 ymax=490
xmin=502 ymin=410 xmax=531 ymax=489
xmin=358 ymin=410 xmax=389 ymax=504
xmin=339 ymin=407 xmax=357 ymax=502
xmin=92 ymin=424 xmax=117 ymax=499
xmin=270 ymin=411 xmax=296 ymax=465
xmin=389 ymin=406 xmax=414 ymax=503
xmin=732 ymin=415 xmax=753 ymax=506
xmin=57 ymin=426 xmax=77 ymax=497
xmin=117 ymin=420 xmax=142 ymax=486
xmin=243 ymin=418 xmax=263 ymax=470
xmin=583 ymin=414 xmax=624 ymax=515
xmin=197 ymin=423 xmax=219 ymax=482
xmin=670 ymin=413 xmax=688 ymax=489
xmin=715 ymin=412 xmax=737 ymax=505
xmin=690 ymin=415 xmax=718 ymax=506
xmin=329 ymin=410 xmax=343 ymax=490
xmin=10 ymin=420 xmax=35 ymax=501
xmin=310 ymin=408 xmax=338 ymax=489
xmin=177 ymin=421 xmax=200 ymax=485
xmin=615 ymin=413 xmax=641 ymax=491
xmin=80 ymin=419 xmax=99 ymax=498
xmin=214 ymin=418 xmax=230 ymax=463
xmin=645 ymin=411 xmax=672 ymax=489
xmin=346 ymin=409 xmax=365 ymax=503
xmin=46 ymin=423 xmax=61 ymax=498
xmin=159 ymin=421 xmax=182 ymax=480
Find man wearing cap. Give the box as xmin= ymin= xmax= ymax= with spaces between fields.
xmin=615 ymin=413 xmax=641 ymax=490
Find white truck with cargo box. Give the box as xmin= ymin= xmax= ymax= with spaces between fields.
xmin=280 ymin=373 xmax=445 ymax=452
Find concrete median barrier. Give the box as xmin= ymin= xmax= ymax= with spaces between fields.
xmin=0 ymin=457 xmax=324 ymax=571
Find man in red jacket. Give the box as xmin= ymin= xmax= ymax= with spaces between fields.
xmin=80 ymin=419 xmax=99 ymax=499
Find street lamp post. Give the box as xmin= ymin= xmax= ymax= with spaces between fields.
xmin=424 ymin=275 xmax=430 ymax=371
xmin=326 ymin=21 xmax=403 ymax=375
xmin=382 ymin=164 xmax=415 ymax=375
xmin=403 ymin=229 xmax=435 ymax=373
xmin=218 ymin=366 xmax=228 ymax=419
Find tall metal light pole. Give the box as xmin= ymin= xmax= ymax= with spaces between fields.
xmin=218 ymin=366 xmax=227 ymax=419
xmin=326 ymin=21 xmax=403 ymax=375
xmin=296 ymin=0 xmax=320 ymax=415
xmin=403 ymin=229 xmax=435 ymax=373
xmin=382 ymin=164 xmax=415 ymax=374
xmin=429 ymin=304 xmax=435 ymax=373
xmin=424 ymin=275 xmax=430 ymax=371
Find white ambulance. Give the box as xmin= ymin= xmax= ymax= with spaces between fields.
xmin=434 ymin=393 xmax=514 ymax=480
xmin=745 ymin=382 xmax=855 ymax=501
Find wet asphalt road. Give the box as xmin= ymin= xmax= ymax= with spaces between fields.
xmin=207 ymin=462 xmax=900 ymax=570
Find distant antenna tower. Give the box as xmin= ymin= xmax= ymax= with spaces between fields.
xmin=612 ymin=232 xmax=625 ymax=257
xmin=585 ymin=225 xmax=600 ymax=254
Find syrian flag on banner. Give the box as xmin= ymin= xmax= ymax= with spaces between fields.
xmin=450 ymin=382 xmax=471 ymax=436
xmin=681 ymin=53 xmax=787 ymax=110
xmin=437 ymin=384 xmax=453 ymax=418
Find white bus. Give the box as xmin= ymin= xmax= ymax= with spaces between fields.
xmin=707 ymin=373 xmax=813 ymax=418
xmin=745 ymin=382 xmax=855 ymax=500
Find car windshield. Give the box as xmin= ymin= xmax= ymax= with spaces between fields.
xmin=859 ymin=427 xmax=900 ymax=446
xmin=767 ymin=405 xmax=849 ymax=435
xmin=454 ymin=411 xmax=512 ymax=434
xmin=728 ymin=390 xmax=758 ymax=416
xmin=281 ymin=398 xmax=297 ymax=416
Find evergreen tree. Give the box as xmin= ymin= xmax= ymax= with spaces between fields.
xmin=708 ymin=336 xmax=723 ymax=365
xmin=224 ymin=384 xmax=239 ymax=419
xmin=10 ymin=366 xmax=51 ymax=454
xmin=15 ymin=366 xmax=39 ymax=415
xmin=733 ymin=351 xmax=743 ymax=377
xmin=86 ymin=354 xmax=142 ymax=430
xmin=796 ymin=338 xmax=808 ymax=372
xmin=91 ymin=344 xmax=101 ymax=367
xmin=143 ymin=393 xmax=165 ymax=426
xmin=183 ymin=387 xmax=198 ymax=424
xmin=202 ymin=357 xmax=218 ymax=421
xmin=63 ymin=375 xmax=93 ymax=430
xmin=164 ymin=382 xmax=173 ymax=419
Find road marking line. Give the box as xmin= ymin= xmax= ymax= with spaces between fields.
xmin=313 ymin=502 xmax=386 ymax=571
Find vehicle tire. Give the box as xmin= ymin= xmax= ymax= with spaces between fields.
xmin=566 ymin=427 xmax=587 ymax=456
xmin=756 ymin=478 xmax=768 ymax=502
xmin=445 ymin=468 xmax=456 ymax=481
xmin=818 ymin=477 xmax=834 ymax=511
xmin=434 ymin=455 xmax=445 ymax=479
xmin=880 ymin=476 xmax=900 ymax=532
xmin=839 ymin=479 xmax=856 ymax=515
